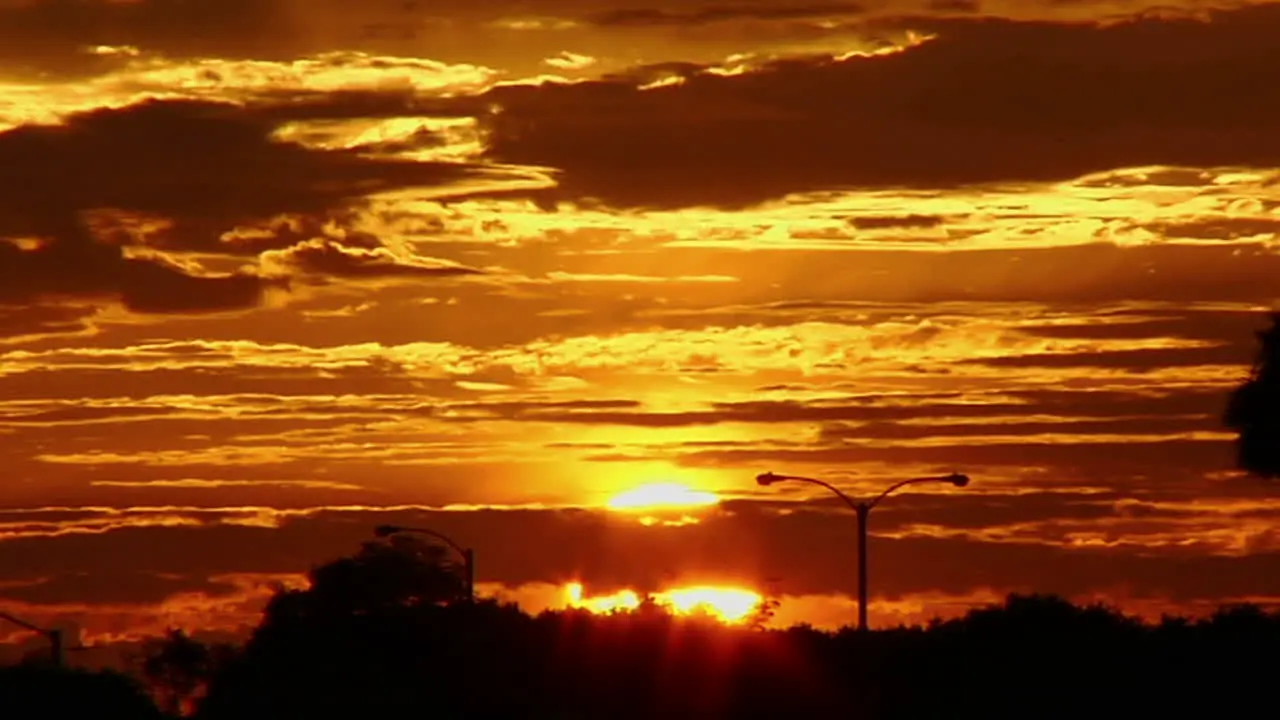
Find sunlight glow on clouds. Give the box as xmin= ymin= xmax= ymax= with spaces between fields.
xmin=2 ymin=0 xmax=1280 ymax=651
xmin=606 ymin=483 xmax=721 ymax=512
xmin=0 ymin=50 xmax=498 ymax=130
xmin=564 ymin=582 xmax=763 ymax=624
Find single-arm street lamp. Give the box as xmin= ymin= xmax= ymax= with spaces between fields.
xmin=0 ymin=611 xmax=65 ymax=667
xmin=755 ymin=471 xmax=970 ymax=632
xmin=373 ymin=525 xmax=476 ymax=603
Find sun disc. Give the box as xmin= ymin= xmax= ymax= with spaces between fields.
xmin=606 ymin=482 xmax=720 ymax=511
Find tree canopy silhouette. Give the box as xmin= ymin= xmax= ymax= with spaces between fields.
xmin=0 ymin=664 xmax=164 ymax=719
xmin=11 ymin=536 xmax=1278 ymax=719
xmin=189 ymin=589 xmax=1280 ymax=720
xmin=180 ymin=534 xmax=1280 ymax=719
xmin=1225 ymin=311 xmax=1280 ymax=478
xmin=262 ymin=533 xmax=469 ymax=624
xmin=138 ymin=628 xmax=236 ymax=716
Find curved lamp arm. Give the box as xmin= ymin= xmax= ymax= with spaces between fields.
xmin=0 ymin=611 xmax=47 ymax=634
xmin=755 ymin=473 xmax=861 ymax=512
xmin=866 ymin=474 xmax=966 ymax=510
xmin=374 ymin=525 xmax=470 ymax=560
xmin=757 ymin=472 xmax=969 ymax=511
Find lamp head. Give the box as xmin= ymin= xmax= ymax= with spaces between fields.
xmin=756 ymin=472 xmax=780 ymax=486
xmin=947 ymin=473 xmax=970 ymax=488
xmin=373 ymin=524 xmax=403 ymax=538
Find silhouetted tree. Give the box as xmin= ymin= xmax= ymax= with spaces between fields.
xmin=139 ymin=629 xmax=235 ymax=716
xmin=745 ymin=594 xmax=781 ymax=630
xmin=0 ymin=665 xmax=164 ymax=719
xmin=1226 ymin=312 xmax=1280 ymax=478
xmin=264 ymin=533 xmax=468 ymax=623
xmin=191 ymin=538 xmax=1280 ymax=720
xmin=195 ymin=535 xmax=488 ymax=718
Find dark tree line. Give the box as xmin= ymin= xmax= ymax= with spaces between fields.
xmin=6 ymin=536 xmax=1279 ymax=720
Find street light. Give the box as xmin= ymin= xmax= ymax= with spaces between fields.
xmin=0 ymin=611 xmax=65 ymax=667
xmin=755 ymin=471 xmax=970 ymax=632
xmin=373 ymin=524 xmax=475 ymax=603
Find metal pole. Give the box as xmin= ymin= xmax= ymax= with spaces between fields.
xmin=48 ymin=629 xmax=63 ymax=668
xmin=1 ymin=612 xmax=64 ymax=667
xmin=753 ymin=471 xmax=968 ymax=633
xmin=857 ymin=503 xmax=869 ymax=632
xmin=463 ymin=548 xmax=475 ymax=603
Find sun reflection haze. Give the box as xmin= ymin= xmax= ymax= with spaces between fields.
xmin=564 ymin=583 xmax=763 ymax=624
xmin=606 ymin=483 xmax=720 ymax=512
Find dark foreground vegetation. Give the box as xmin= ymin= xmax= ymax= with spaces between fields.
xmin=5 ymin=535 xmax=1280 ymax=719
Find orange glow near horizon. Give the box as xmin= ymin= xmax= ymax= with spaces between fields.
xmin=565 ymin=583 xmax=643 ymax=614
xmin=606 ymin=483 xmax=721 ymax=512
xmin=659 ymin=587 xmax=763 ymax=622
xmin=564 ymin=582 xmax=763 ymax=624
xmin=7 ymin=0 xmax=1280 ymax=652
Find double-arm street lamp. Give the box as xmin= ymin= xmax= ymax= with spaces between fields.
xmin=755 ymin=471 xmax=970 ymax=632
xmin=373 ymin=525 xmax=476 ymax=603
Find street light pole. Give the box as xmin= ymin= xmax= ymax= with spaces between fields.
xmin=856 ymin=503 xmax=869 ymax=633
xmin=373 ymin=525 xmax=476 ymax=603
xmin=0 ymin=612 xmax=63 ymax=667
xmin=462 ymin=548 xmax=475 ymax=604
xmin=755 ymin=471 xmax=970 ymax=632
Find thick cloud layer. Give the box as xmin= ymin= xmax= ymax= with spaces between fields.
xmin=467 ymin=5 xmax=1280 ymax=207
xmin=0 ymin=0 xmax=1277 ymax=648
xmin=0 ymin=99 xmax=494 ymax=316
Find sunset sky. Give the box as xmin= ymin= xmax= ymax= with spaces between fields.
xmin=3 ymin=0 xmax=1280 ymax=655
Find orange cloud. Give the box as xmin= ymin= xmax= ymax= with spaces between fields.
xmin=461 ymin=6 xmax=1280 ymax=208
xmin=0 ymin=0 xmax=1278 ymax=649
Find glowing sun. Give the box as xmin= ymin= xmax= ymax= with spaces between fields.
xmin=606 ymin=483 xmax=720 ymax=512
xmin=659 ymin=586 xmax=763 ymax=623
xmin=565 ymin=583 xmax=763 ymax=624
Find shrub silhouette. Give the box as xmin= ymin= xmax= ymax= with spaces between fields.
xmin=138 ymin=628 xmax=237 ymax=716
xmin=1225 ymin=311 xmax=1280 ymax=478
xmin=0 ymin=664 xmax=164 ymax=719
xmin=178 ymin=537 xmax=1280 ymax=719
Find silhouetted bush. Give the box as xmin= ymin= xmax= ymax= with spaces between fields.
xmin=156 ymin=537 xmax=1280 ymax=718
xmin=0 ymin=664 xmax=165 ymax=719
xmin=12 ymin=595 xmax=1279 ymax=719
xmin=10 ymin=537 xmax=1274 ymax=718
xmin=182 ymin=589 xmax=1280 ymax=719
xmin=1226 ymin=311 xmax=1280 ymax=478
